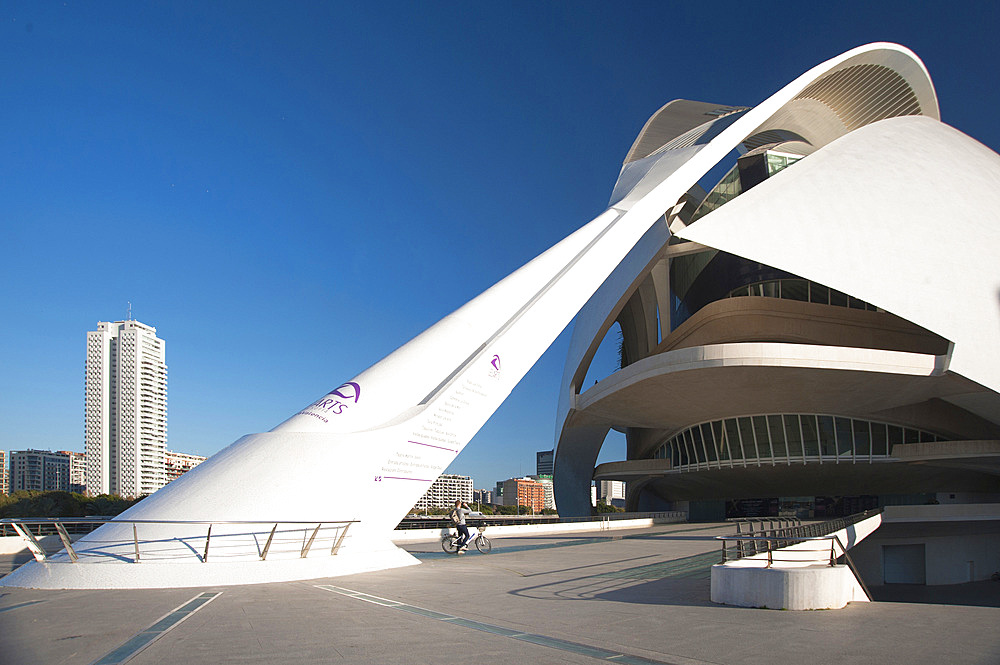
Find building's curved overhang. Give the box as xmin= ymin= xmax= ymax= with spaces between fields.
xmin=570 ymin=341 xmax=998 ymax=446
xmin=594 ymin=442 xmax=1000 ymax=503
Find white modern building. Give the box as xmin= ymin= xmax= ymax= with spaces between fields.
xmin=413 ymin=473 xmax=473 ymax=510
xmin=5 ymin=43 xmax=999 ymax=591
xmin=597 ymin=480 xmax=625 ymax=505
xmin=553 ymin=44 xmax=1000 ymax=522
xmin=85 ymin=320 xmax=168 ymax=498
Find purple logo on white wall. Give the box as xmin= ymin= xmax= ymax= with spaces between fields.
xmin=311 ymin=382 xmax=361 ymax=415
xmin=488 ymin=354 xmax=501 ymax=379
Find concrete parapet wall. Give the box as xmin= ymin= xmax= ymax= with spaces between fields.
xmin=711 ymin=564 xmax=864 ymax=610
xmin=710 ymin=513 xmax=880 ymax=609
xmin=391 ymin=516 xmax=682 ymax=544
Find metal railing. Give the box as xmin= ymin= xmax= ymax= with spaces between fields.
xmin=0 ymin=518 xmax=358 ymax=565
xmin=396 ymin=511 xmax=685 ymax=531
xmin=722 ymin=509 xmax=880 ymax=560
xmin=717 ymin=534 xmax=843 ymax=566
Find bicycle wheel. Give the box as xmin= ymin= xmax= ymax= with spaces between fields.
xmin=475 ymin=535 xmax=492 ymax=554
xmin=441 ymin=536 xmax=459 ymax=554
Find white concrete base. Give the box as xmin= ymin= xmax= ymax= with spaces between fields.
xmin=709 ymin=513 xmax=881 ymax=610
xmin=711 ymin=564 xmax=865 ymax=610
xmin=0 ymin=538 xmax=418 ymax=590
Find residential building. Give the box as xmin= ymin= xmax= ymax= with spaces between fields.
xmin=59 ymin=451 xmax=86 ymax=493
xmin=414 ymin=473 xmax=473 ymax=511
xmin=501 ymin=477 xmax=545 ymax=513
xmin=10 ymin=450 xmax=70 ymax=492
xmin=0 ymin=451 xmax=8 ymax=494
xmin=164 ymin=450 xmax=207 ymax=484
xmin=529 ymin=475 xmax=557 ymax=511
xmin=85 ymin=320 xmax=168 ymax=498
xmin=472 ymin=489 xmax=494 ymax=505
xmin=598 ymin=480 xmax=625 ymax=505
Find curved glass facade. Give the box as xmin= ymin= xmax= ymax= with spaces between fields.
xmin=728 ymin=278 xmax=877 ymax=311
xmin=651 ymin=414 xmax=946 ymax=470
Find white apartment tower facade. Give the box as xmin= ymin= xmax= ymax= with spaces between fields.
xmin=85 ymin=320 xmax=168 ymax=497
xmin=413 ymin=474 xmax=473 ymax=511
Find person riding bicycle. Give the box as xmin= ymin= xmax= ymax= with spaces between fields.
xmin=449 ymin=500 xmax=472 ymax=553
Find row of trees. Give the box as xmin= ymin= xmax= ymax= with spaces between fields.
xmin=0 ymin=491 xmax=144 ymax=518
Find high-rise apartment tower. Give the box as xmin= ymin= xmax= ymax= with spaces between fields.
xmin=85 ymin=320 xmax=168 ymax=497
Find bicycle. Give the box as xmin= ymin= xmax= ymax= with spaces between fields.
xmin=441 ymin=525 xmax=492 ymax=554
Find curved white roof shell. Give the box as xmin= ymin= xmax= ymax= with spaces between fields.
xmin=553 ymin=42 xmax=1000 ymax=516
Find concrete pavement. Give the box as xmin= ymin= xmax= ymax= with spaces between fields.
xmin=1 ymin=522 xmax=998 ymax=665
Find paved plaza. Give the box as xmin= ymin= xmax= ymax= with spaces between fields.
xmin=1 ymin=523 xmax=999 ymax=665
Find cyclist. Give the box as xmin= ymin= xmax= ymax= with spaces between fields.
xmin=449 ymin=500 xmax=472 ymax=553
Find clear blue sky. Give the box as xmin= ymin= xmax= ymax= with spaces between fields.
xmin=2 ymin=1 xmax=998 ymax=491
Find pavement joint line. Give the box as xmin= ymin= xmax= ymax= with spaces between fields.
xmin=0 ymin=599 xmax=46 ymax=613
xmin=87 ymin=591 xmax=222 ymax=665
xmin=316 ymin=584 xmax=681 ymax=665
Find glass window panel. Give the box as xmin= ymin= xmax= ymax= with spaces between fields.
xmin=835 ymin=417 xmax=854 ymax=457
xmin=810 ymin=283 xmax=830 ymax=305
xmin=801 ymin=415 xmax=820 ymax=457
xmin=678 ymin=435 xmax=689 ymax=466
xmin=919 ymin=430 xmax=934 ymax=443
xmin=782 ymin=279 xmax=808 ymax=302
xmin=784 ymin=415 xmax=804 ymax=458
xmin=848 ymin=296 xmax=867 ymax=310
xmin=738 ymin=417 xmax=757 ymax=459
xmin=688 ymin=428 xmax=704 ymax=464
xmin=768 ymin=415 xmax=787 ymax=457
xmin=713 ymin=421 xmax=729 ymax=460
xmin=872 ymin=423 xmax=888 ymax=456
xmin=753 ymin=416 xmax=772 ymax=458
xmin=701 ymin=423 xmax=718 ymax=461
xmin=761 ymin=281 xmax=779 ymax=298
xmin=853 ymin=419 xmax=871 ymax=457
xmin=732 ymin=285 xmax=749 ymax=297
xmin=903 ymin=428 xmax=920 ymax=444
xmin=817 ymin=415 xmax=837 ymax=457
xmin=887 ymin=425 xmax=903 ymax=452
xmin=830 ymin=289 xmax=849 ymax=307
xmin=725 ymin=419 xmax=743 ymax=459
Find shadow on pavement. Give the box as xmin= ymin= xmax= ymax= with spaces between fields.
xmin=870 ymin=581 xmax=1000 ymax=607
